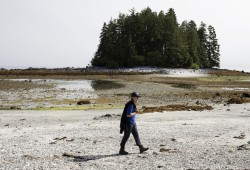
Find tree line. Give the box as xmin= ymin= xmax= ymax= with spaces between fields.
xmin=91 ymin=7 xmax=220 ymax=69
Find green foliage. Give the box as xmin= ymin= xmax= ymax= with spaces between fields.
xmin=191 ymin=63 xmax=200 ymax=70
xmin=146 ymin=51 xmax=163 ymax=66
xmin=207 ymin=25 xmax=220 ymax=68
xmin=91 ymin=7 xmax=220 ymax=69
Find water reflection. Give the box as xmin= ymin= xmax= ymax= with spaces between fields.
xmin=55 ymin=79 xmax=124 ymax=91
xmin=91 ymin=80 xmax=125 ymax=91
xmin=171 ymin=83 xmax=197 ymax=89
xmin=6 ymin=79 xmax=124 ymax=91
xmin=1 ymin=79 xmax=125 ymax=109
xmin=56 ymin=80 xmax=93 ymax=91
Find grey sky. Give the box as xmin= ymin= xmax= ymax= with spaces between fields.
xmin=0 ymin=0 xmax=249 ymax=71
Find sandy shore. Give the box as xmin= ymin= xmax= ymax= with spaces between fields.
xmin=1 ymin=103 xmax=250 ymax=169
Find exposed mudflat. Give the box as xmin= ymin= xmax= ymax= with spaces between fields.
xmin=0 ymin=71 xmax=250 ymax=110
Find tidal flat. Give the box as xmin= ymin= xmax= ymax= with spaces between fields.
xmin=0 ymin=69 xmax=250 ymax=169
xmin=0 ymin=69 xmax=249 ymax=110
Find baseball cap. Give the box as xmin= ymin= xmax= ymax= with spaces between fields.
xmin=131 ymin=92 xmax=141 ymax=98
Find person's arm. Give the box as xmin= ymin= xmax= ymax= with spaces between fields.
xmin=127 ymin=104 xmax=138 ymax=117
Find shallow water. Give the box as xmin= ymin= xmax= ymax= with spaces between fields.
xmin=0 ymin=79 xmax=124 ymax=109
xmin=6 ymin=79 xmax=123 ymax=91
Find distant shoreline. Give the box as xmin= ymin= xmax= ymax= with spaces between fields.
xmin=0 ymin=67 xmax=249 ymax=77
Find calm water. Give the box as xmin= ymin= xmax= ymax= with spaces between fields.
xmin=7 ymin=79 xmax=124 ymax=91
xmin=2 ymin=79 xmax=125 ymax=108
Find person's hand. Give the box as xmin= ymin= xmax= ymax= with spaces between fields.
xmin=131 ymin=111 xmax=137 ymax=116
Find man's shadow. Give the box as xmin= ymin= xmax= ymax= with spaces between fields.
xmin=65 ymin=153 xmax=136 ymax=162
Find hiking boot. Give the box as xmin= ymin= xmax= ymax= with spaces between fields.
xmin=119 ymin=147 xmax=128 ymax=155
xmin=139 ymin=145 xmax=149 ymax=153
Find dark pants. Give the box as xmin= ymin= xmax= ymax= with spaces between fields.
xmin=120 ymin=123 xmax=141 ymax=148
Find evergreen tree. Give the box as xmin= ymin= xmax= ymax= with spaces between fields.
xmin=91 ymin=7 xmax=220 ymax=69
xmin=186 ymin=20 xmax=200 ymax=67
xmin=164 ymin=8 xmax=185 ymax=67
xmin=197 ymin=22 xmax=209 ymax=68
xmin=207 ymin=25 xmax=220 ymax=67
xmin=179 ymin=21 xmax=192 ymax=68
xmin=91 ymin=23 xmax=108 ymax=67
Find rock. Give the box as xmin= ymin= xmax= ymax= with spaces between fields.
xmin=237 ymin=144 xmax=250 ymax=150
xmin=103 ymin=114 xmax=112 ymax=117
xmin=9 ymin=106 xmax=21 ymax=110
xmin=227 ymin=98 xmax=246 ymax=104
xmin=233 ymin=133 xmax=245 ymax=139
xmin=171 ymin=138 xmax=176 ymax=142
xmin=157 ymin=165 xmax=164 ymax=168
xmin=242 ymin=92 xmax=250 ymax=98
xmin=159 ymin=148 xmax=179 ymax=153
xmin=66 ymin=139 xmax=74 ymax=142
xmin=159 ymin=148 xmax=171 ymax=152
xmin=62 ymin=152 xmax=75 ymax=157
xmin=54 ymin=137 xmax=67 ymax=140
xmin=49 ymin=142 xmax=57 ymax=144
xmin=77 ymin=100 xmax=91 ymax=105
xmin=215 ymin=93 xmax=220 ymax=96
xmin=138 ymin=155 xmax=147 ymax=158
xmin=93 ymin=114 xmax=120 ymax=120
xmin=196 ymin=101 xmax=201 ymax=105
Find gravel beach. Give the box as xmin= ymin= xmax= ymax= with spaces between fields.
xmin=1 ymin=103 xmax=250 ymax=169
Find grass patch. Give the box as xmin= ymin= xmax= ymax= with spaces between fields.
xmin=198 ymin=76 xmax=250 ymax=82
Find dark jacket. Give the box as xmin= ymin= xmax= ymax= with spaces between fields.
xmin=120 ymin=100 xmax=136 ymax=134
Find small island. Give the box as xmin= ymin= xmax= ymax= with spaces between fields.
xmin=91 ymin=7 xmax=220 ymax=69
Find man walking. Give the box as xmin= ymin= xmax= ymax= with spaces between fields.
xmin=119 ymin=92 xmax=149 ymax=155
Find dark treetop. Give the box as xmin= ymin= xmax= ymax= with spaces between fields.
xmin=91 ymin=7 xmax=220 ymax=69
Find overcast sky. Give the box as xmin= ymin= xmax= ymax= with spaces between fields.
xmin=0 ymin=0 xmax=249 ymax=71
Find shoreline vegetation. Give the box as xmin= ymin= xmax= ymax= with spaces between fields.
xmin=0 ymin=67 xmax=249 ymax=76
